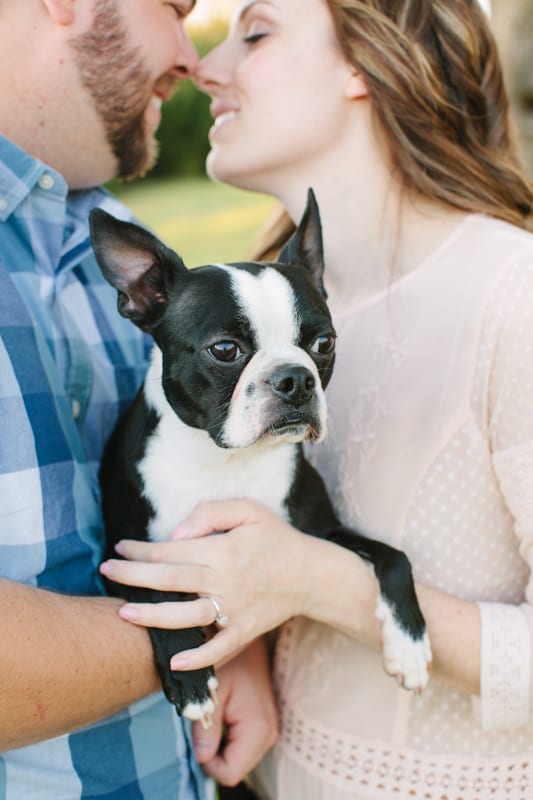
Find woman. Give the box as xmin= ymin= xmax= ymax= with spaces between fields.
xmin=101 ymin=0 xmax=533 ymax=797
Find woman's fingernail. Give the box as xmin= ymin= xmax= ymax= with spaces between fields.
xmin=99 ymin=561 xmax=115 ymax=577
xmin=118 ymin=604 xmax=140 ymax=622
xmin=114 ymin=541 xmax=125 ymax=555
xmin=171 ymin=655 xmax=189 ymax=670
xmin=171 ymin=522 xmax=192 ymax=540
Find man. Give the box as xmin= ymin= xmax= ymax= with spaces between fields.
xmin=0 ymin=0 xmax=276 ymax=797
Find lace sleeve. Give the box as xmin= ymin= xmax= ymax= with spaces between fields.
xmin=478 ymin=254 xmax=533 ymax=730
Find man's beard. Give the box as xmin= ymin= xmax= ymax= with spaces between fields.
xmin=70 ymin=0 xmax=159 ymax=180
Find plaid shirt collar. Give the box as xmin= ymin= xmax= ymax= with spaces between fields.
xmin=0 ymin=134 xmax=68 ymax=221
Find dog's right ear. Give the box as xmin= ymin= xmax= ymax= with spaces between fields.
xmin=278 ymin=188 xmax=326 ymax=297
xmin=89 ymin=209 xmax=187 ymax=331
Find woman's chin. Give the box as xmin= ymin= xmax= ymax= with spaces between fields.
xmin=206 ymin=153 xmax=256 ymax=192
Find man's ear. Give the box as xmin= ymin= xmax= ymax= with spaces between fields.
xmin=40 ymin=0 xmax=75 ymax=26
xmin=345 ymin=69 xmax=369 ymax=100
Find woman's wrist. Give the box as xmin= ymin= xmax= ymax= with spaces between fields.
xmin=294 ymin=533 xmax=380 ymax=643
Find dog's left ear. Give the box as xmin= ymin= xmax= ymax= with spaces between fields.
xmin=89 ymin=209 xmax=187 ymax=331
xmin=278 ymin=188 xmax=326 ymax=297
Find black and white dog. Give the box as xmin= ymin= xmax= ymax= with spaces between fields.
xmin=89 ymin=191 xmax=431 ymax=726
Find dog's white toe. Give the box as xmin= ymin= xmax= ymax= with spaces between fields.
xmin=376 ymin=597 xmax=432 ymax=693
xmin=181 ymin=695 xmax=216 ymax=728
xmin=181 ymin=676 xmax=219 ymax=728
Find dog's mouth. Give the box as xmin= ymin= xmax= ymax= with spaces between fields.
xmin=265 ymin=415 xmax=322 ymax=442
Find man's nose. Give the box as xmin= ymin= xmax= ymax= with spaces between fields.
xmin=175 ymin=29 xmax=199 ymax=78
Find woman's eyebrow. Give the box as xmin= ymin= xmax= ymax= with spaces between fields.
xmin=235 ymin=0 xmax=276 ymax=26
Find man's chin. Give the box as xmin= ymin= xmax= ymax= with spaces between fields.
xmin=117 ymin=135 xmax=159 ymax=181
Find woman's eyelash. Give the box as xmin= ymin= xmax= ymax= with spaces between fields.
xmin=243 ymin=32 xmax=268 ymax=44
xmin=169 ymin=3 xmax=185 ymax=18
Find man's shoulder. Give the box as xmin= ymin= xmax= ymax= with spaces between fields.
xmin=67 ymin=185 xmax=135 ymax=224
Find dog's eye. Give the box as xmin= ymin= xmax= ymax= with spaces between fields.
xmin=208 ymin=341 xmax=243 ymax=362
xmin=311 ymin=335 xmax=336 ymax=355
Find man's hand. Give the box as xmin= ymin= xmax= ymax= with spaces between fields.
xmin=192 ymin=638 xmax=278 ymax=786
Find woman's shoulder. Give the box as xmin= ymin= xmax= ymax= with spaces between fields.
xmin=473 ymin=217 xmax=533 ymax=361
xmin=461 ymin=214 xmax=533 ymax=260
xmin=447 ymin=214 xmax=533 ymax=308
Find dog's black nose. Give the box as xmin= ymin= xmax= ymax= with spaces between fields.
xmin=268 ymin=366 xmax=316 ymax=405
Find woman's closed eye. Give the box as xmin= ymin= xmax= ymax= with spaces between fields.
xmin=243 ymin=32 xmax=269 ymax=44
xmin=241 ymin=16 xmax=272 ymax=46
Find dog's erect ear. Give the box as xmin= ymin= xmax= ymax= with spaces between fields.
xmin=89 ymin=209 xmax=187 ymax=330
xmin=278 ymin=188 xmax=326 ymax=297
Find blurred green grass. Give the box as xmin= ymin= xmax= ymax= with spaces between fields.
xmin=110 ymin=176 xmax=276 ymax=267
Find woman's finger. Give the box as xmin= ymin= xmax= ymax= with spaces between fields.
xmin=99 ymin=559 xmax=212 ymax=593
xmin=113 ymin=537 xmax=217 ymax=564
xmin=117 ymin=596 xmax=219 ymax=629
xmin=172 ymin=498 xmax=268 ymax=540
xmin=170 ymin=627 xmax=243 ymax=671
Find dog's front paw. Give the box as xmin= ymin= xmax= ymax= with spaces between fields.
xmin=161 ymin=665 xmax=219 ymax=728
xmin=376 ymin=597 xmax=432 ymax=693
xmin=148 ymin=625 xmax=219 ymax=726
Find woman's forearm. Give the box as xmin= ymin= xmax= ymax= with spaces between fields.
xmin=299 ymin=536 xmax=481 ymax=695
xmin=102 ymin=500 xmax=481 ymax=696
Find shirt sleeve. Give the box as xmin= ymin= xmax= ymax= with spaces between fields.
xmin=477 ymin=251 xmax=533 ymax=730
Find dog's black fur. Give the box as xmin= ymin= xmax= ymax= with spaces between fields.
xmin=90 ymin=191 xmax=429 ymax=722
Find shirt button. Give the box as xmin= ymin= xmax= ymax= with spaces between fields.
xmin=0 ymin=197 xmax=8 ymax=212
xmin=38 ymin=173 xmax=55 ymax=190
xmin=72 ymin=400 xmax=81 ymax=419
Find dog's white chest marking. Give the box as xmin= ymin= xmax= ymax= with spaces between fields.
xmin=142 ymin=350 xmax=297 ymax=542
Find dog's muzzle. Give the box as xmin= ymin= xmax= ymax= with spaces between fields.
xmin=221 ymin=350 xmax=328 ymax=448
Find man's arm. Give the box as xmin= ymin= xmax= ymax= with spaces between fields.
xmin=0 ymin=578 xmax=160 ymax=752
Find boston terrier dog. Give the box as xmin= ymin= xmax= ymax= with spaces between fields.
xmin=89 ymin=190 xmax=431 ymax=727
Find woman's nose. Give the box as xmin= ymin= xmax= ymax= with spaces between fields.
xmin=194 ymin=44 xmax=228 ymax=93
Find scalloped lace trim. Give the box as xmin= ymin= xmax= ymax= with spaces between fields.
xmin=273 ymin=622 xmax=532 ymax=798
xmin=277 ymin=702 xmax=532 ymax=799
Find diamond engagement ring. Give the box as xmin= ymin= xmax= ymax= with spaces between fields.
xmin=205 ymin=595 xmax=229 ymax=627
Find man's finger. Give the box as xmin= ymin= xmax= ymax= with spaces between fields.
xmin=192 ymin=701 xmax=224 ymax=765
xmin=202 ymin=719 xmax=274 ymax=786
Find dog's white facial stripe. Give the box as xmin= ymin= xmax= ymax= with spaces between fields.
xmin=215 ymin=265 xmax=327 ymax=449
xmin=219 ymin=265 xmax=299 ymax=350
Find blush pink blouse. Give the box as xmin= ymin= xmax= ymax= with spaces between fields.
xmin=251 ymin=215 xmax=533 ymax=800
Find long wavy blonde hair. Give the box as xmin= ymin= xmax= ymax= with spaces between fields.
xmin=251 ymin=0 xmax=532 ymax=259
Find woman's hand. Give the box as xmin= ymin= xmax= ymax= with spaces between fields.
xmin=101 ymin=497 xmax=484 ymax=696
xmin=99 ymin=500 xmax=322 ymax=669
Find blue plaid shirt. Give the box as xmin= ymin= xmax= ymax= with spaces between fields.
xmin=0 ymin=135 xmax=211 ymax=800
